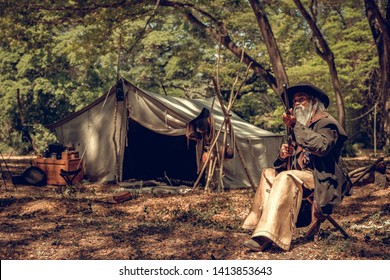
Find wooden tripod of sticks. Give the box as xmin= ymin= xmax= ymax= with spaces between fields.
xmin=192 ymin=64 xmax=257 ymax=192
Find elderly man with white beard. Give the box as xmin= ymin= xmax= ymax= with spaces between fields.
xmin=242 ymin=82 xmax=351 ymax=252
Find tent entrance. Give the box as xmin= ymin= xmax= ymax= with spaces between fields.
xmin=122 ymin=119 xmax=199 ymax=183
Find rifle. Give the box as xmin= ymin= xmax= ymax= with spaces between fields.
xmin=282 ymin=83 xmax=293 ymax=170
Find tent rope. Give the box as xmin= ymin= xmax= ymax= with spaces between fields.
xmin=349 ymin=103 xmax=377 ymax=121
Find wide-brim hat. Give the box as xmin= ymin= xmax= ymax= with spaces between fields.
xmin=283 ymin=82 xmax=330 ymax=108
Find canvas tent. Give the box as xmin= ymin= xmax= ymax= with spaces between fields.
xmin=48 ymin=78 xmax=283 ymax=189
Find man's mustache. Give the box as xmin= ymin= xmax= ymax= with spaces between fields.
xmin=294 ymin=104 xmax=305 ymax=111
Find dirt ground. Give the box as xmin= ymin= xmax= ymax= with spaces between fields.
xmin=0 ymin=178 xmax=389 ymax=260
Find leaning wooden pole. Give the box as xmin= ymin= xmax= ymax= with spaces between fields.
xmin=217 ymin=121 xmax=228 ymax=192
xmin=214 ymin=35 xmax=225 ymax=193
xmin=212 ymin=78 xmax=229 ymax=193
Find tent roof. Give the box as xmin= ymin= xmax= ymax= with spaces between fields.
xmin=49 ymin=79 xmax=281 ymax=140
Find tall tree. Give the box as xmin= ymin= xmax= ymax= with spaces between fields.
xmin=364 ymin=0 xmax=390 ymax=150
xmin=249 ymin=0 xmax=289 ymax=92
xmin=292 ymin=0 xmax=346 ymax=128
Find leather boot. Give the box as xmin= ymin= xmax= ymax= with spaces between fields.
xmin=242 ymin=236 xmax=272 ymax=252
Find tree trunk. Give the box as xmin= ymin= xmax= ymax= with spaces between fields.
xmin=293 ymin=0 xmax=346 ymax=129
xmin=16 ymin=89 xmax=38 ymax=154
xmin=327 ymin=59 xmax=346 ymax=129
xmin=364 ymin=0 xmax=390 ymax=150
xmin=248 ymin=0 xmax=289 ymax=93
xmin=383 ymin=48 xmax=390 ymax=150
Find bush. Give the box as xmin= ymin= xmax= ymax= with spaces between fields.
xmin=31 ymin=124 xmax=58 ymax=154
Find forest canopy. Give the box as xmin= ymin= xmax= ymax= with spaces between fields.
xmin=0 ymin=0 xmax=387 ymax=156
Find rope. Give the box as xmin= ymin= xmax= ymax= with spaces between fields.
xmin=349 ymin=103 xmax=377 ymax=121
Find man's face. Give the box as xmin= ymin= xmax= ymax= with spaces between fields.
xmin=293 ymin=93 xmax=311 ymax=109
xmin=293 ymin=92 xmax=312 ymax=125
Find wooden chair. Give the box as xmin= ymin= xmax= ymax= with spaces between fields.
xmin=303 ymin=192 xmax=350 ymax=241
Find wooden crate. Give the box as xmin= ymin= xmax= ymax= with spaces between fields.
xmin=33 ymin=157 xmax=83 ymax=185
xmin=61 ymin=151 xmax=80 ymax=160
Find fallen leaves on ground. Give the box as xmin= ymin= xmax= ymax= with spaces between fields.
xmin=0 ymin=181 xmax=388 ymax=260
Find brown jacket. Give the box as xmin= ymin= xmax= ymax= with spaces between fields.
xmin=275 ymin=112 xmax=351 ymax=213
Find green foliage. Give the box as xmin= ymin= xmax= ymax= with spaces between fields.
xmin=31 ymin=124 xmax=58 ymax=154
xmin=233 ymin=91 xmax=283 ymax=133
xmin=0 ymin=0 xmax=384 ymax=153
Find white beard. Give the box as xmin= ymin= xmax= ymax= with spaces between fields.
xmin=294 ymin=103 xmax=313 ymax=125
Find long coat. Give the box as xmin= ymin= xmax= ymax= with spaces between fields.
xmin=275 ymin=112 xmax=351 ymax=213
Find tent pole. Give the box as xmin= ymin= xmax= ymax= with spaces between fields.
xmin=113 ymin=97 xmax=119 ymax=183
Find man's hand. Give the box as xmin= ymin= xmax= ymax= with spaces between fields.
xmin=279 ymin=143 xmax=294 ymax=159
xmin=282 ymin=108 xmax=296 ymax=128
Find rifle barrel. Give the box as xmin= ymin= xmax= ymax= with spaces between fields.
xmin=282 ymin=83 xmax=292 ymax=170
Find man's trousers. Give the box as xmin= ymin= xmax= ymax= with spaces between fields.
xmin=242 ymin=168 xmax=314 ymax=251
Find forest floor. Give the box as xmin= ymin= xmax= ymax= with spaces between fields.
xmin=0 ymin=175 xmax=388 ymax=260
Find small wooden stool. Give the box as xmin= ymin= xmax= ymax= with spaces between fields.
xmin=60 ymin=168 xmax=82 ymax=186
xmin=304 ymin=193 xmax=350 ymax=241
